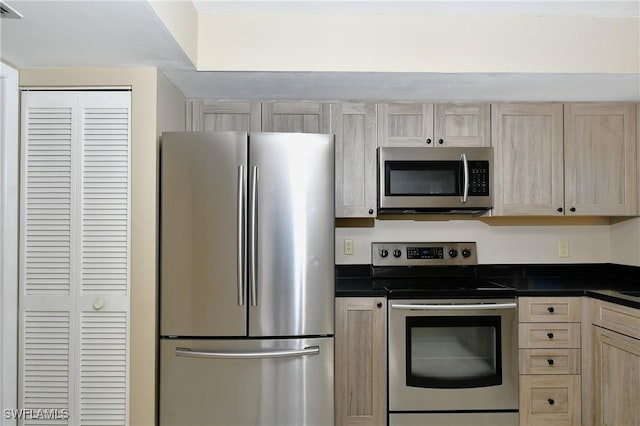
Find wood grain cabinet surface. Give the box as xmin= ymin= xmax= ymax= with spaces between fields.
xmin=186 ymin=100 xmax=261 ymax=132
xmin=331 ymin=103 xmax=378 ymax=218
xmin=261 ymin=101 xmax=330 ymax=134
xmin=491 ymin=103 xmax=564 ymax=216
xmin=335 ymin=297 xmax=386 ymax=426
xmin=378 ymin=102 xmax=489 ymax=148
xmin=590 ymin=299 xmax=640 ymax=426
xmin=492 ymin=102 xmax=637 ymax=217
xmin=518 ymin=297 xmax=582 ymax=426
xmin=564 ymin=103 xmax=637 ymax=216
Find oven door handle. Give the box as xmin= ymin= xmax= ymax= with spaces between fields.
xmin=390 ymin=302 xmax=517 ymax=311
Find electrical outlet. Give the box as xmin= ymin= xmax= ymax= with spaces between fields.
xmin=558 ymin=241 xmax=569 ymax=258
xmin=344 ymin=239 xmax=354 ymax=255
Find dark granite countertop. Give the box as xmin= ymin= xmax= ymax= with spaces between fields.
xmin=336 ymin=263 xmax=640 ymax=309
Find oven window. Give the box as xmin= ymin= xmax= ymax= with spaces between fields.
xmin=406 ymin=316 xmax=502 ymax=389
xmin=385 ymin=161 xmax=460 ymax=196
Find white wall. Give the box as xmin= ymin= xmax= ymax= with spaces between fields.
xmin=336 ymin=218 xmax=612 ymax=265
xmin=0 ymin=61 xmax=19 ymax=426
xmin=611 ymin=218 xmax=640 ymax=266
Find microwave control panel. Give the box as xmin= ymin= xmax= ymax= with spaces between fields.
xmin=468 ymin=161 xmax=490 ymax=196
xmin=372 ymin=242 xmax=478 ymax=266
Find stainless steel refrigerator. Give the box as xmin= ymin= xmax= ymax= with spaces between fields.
xmin=159 ymin=132 xmax=335 ymax=426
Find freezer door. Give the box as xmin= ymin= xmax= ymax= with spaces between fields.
xmin=159 ymin=337 xmax=334 ymax=426
xmin=247 ymin=133 xmax=335 ymax=337
xmin=161 ymin=132 xmax=248 ymax=336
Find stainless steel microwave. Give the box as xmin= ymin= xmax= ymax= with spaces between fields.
xmin=378 ymin=147 xmax=493 ymax=214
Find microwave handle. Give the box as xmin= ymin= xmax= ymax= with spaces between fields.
xmin=460 ymin=153 xmax=469 ymax=203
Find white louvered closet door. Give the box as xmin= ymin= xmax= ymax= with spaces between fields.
xmin=20 ymin=91 xmax=131 ymax=426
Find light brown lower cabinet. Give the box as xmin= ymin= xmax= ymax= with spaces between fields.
xmin=520 ymin=375 xmax=581 ymax=426
xmin=518 ymin=297 xmax=582 ymax=426
xmin=335 ymin=297 xmax=386 ymax=426
xmin=592 ymin=309 xmax=640 ymax=426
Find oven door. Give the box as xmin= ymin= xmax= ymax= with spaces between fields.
xmin=378 ymin=147 xmax=492 ymax=211
xmin=388 ymin=298 xmax=518 ymax=412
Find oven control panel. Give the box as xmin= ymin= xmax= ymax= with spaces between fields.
xmin=372 ymin=242 xmax=477 ymax=266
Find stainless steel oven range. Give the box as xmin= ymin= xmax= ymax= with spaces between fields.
xmin=372 ymin=242 xmax=518 ymax=426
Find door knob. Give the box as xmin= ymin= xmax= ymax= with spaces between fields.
xmin=93 ymin=298 xmax=105 ymax=311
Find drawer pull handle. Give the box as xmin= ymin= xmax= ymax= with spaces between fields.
xmin=548 ymin=398 xmax=555 ymax=405
xmin=547 ymin=359 xmax=554 ymax=366
xmin=547 ymin=332 xmax=554 ymax=339
xmin=547 ymin=306 xmax=555 ymax=313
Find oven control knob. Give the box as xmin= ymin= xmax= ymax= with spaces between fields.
xmin=461 ymin=248 xmax=472 ymax=258
xmin=448 ymin=249 xmax=458 ymax=258
xmin=393 ymin=249 xmax=402 ymax=258
xmin=379 ymin=249 xmax=389 ymax=258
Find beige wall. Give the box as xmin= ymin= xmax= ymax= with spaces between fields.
xmin=610 ymin=218 xmax=640 ymax=266
xmin=19 ymin=67 xmax=185 ymax=426
xmin=148 ymin=0 xmax=198 ymax=66
xmin=196 ymin=15 xmax=640 ymax=72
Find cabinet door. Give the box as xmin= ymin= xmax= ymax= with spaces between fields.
xmin=378 ymin=103 xmax=434 ymax=147
xmin=261 ymin=101 xmax=330 ymax=133
xmin=492 ymin=103 xmax=564 ymax=216
xmin=520 ymin=375 xmax=581 ymax=426
xmin=434 ymin=103 xmax=490 ymax=147
xmin=564 ymin=103 xmax=637 ymax=215
xmin=187 ymin=100 xmax=261 ymax=132
xmin=592 ymin=326 xmax=640 ymax=426
xmin=331 ymin=103 xmax=377 ymax=218
xmin=335 ymin=297 xmax=386 ymax=426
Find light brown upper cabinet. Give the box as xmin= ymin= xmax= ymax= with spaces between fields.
xmin=378 ymin=103 xmax=489 ymax=147
xmin=261 ymin=101 xmax=330 ymax=133
xmin=186 ymin=100 xmax=261 ymax=132
xmin=434 ymin=103 xmax=490 ymax=147
xmin=331 ymin=103 xmax=378 ymax=218
xmin=564 ymin=103 xmax=637 ymax=216
xmin=493 ymin=103 xmax=637 ymax=216
xmin=492 ymin=103 xmax=565 ymax=216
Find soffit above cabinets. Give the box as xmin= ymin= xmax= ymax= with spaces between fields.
xmin=1 ymin=0 xmax=639 ymax=101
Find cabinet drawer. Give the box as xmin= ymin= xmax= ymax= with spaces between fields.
xmin=519 ymin=349 xmax=581 ymax=375
xmin=519 ymin=375 xmax=581 ymax=426
xmin=590 ymin=299 xmax=640 ymax=340
xmin=519 ymin=297 xmax=582 ymax=323
xmin=519 ymin=323 xmax=581 ymax=349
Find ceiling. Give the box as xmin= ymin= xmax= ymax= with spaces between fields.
xmin=1 ymin=0 xmax=639 ymax=101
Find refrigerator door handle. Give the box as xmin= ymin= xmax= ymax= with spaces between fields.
xmin=237 ymin=165 xmax=245 ymax=306
xmin=175 ymin=345 xmax=320 ymax=359
xmin=249 ymin=165 xmax=258 ymax=306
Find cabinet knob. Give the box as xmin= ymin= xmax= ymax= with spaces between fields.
xmin=548 ymin=306 xmax=555 ymax=313
xmin=547 ymin=359 xmax=554 ymax=366
xmin=438 ymin=139 xmax=444 ymax=145
xmin=376 ymin=301 xmax=383 ymax=308
xmin=557 ymin=207 xmax=563 ymax=213
xmin=548 ymin=398 xmax=555 ymax=405
xmin=369 ymin=209 xmax=374 ymax=215
xmin=570 ymin=207 xmax=576 ymax=212
xmin=426 ymin=139 xmax=432 ymax=144
xmin=547 ymin=332 xmax=554 ymax=339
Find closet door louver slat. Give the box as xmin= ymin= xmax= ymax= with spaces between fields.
xmin=81 ymin=107 xmax=129 ymax=295
xmin=20 ymin=91 xmax=130 ymax=426
xmin=22 ymin=311 xmax=70 ymax=426
xmin=79 ymin=312 xmax=127 ymax=426
xmin=24 ymin=107 xmax=73 ymax=295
